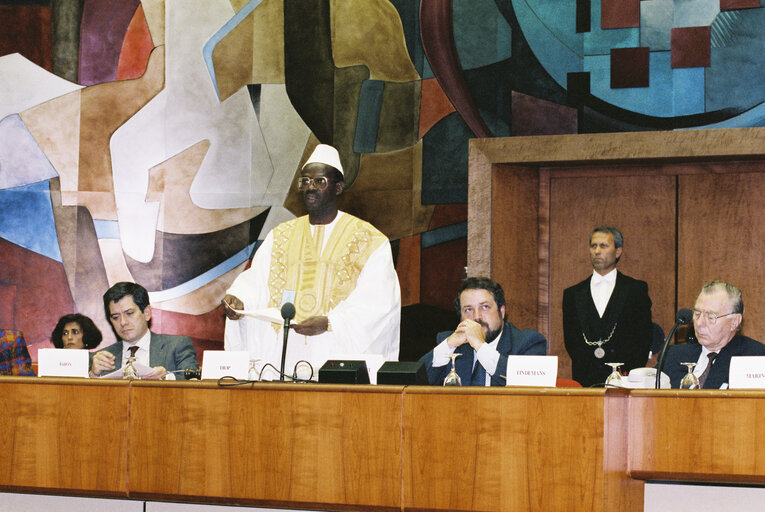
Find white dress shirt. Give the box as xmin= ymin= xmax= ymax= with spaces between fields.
xmin=122 ymin=331 xmax=151 ymax=368
xmin=590 ymin=268 xmax=617 ymax=318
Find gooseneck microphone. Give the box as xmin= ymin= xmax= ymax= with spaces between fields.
xmin=279 ymin=302 xmax=296 ymax=382
xmin=655 ymin=308 xmax=693 ymax=389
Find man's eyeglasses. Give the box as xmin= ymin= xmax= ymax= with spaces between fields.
xmin=296 ymin=176 xmax=332 ymax=190
xmin=692 ymin=308 xmax=737 ymax=324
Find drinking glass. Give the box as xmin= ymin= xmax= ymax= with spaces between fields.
xmin=247 ymin=358 xmax=261 ymax=381
xmin=123 ymin=356 xmax=139 ymax=380
xmin=679 ymin=362 xmax=699 ymax=389
xmin=443 ymin=353 xmax=462 ymax=386
xmin=604 ymin=362 xmax=623 ymax=387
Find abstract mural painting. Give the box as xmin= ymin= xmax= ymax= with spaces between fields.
xmin=1 ymin=0 xmax=764 ymax=361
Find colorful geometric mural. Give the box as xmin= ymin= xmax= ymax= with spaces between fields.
xmin=2 ymin=0 xmax=765 ymax=362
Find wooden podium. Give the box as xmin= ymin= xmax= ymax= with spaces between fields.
xmin=2 ymin=378 xmax=765 ymax=511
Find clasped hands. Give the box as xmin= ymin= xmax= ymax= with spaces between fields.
xmin=445 ymin=319 xmax=486 ymax=351
xmin=221 ymin=294 xmax=329 ymax=336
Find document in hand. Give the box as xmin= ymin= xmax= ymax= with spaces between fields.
xmin=98 ymin=361 xmax=155 ymax=379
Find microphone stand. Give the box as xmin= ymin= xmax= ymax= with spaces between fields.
xmin=280 ymin=303 xmax=296 ymax=382
xmin=655 ymin=308 xmax=692 ymax=389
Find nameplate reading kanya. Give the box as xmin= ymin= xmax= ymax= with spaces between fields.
xmin=729 ymin=356 xmax=765 ymax=389
xmin=505 ymin=355 xmax=558 ymax=387
xmin=37 ymin=348 xmax=90 ymax=378
xmin=201 ymin=350 xmax=250 ymax=380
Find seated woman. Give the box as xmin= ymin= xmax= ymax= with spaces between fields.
xmin=51 ymin=314 xmax=102 ymax=350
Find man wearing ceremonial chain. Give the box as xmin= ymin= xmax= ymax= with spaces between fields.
xmin=562 ymin=227 xmax=653 ymax=387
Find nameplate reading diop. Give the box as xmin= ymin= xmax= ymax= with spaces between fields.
xmin=201 ymin=350 xmax=250 ymax=380
xmin=505 ymin=355 xmax=558 ymax=387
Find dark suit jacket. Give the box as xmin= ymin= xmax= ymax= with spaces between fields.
xmin=98 ymin=333 xmax=199 ymax=380
xmin=563 ymin=271 xmax=652 ymax=387
xmin=419 ymin=321 xmax=547 ymax=386
xmin=663 ymin=334 xmax=765 ymax=388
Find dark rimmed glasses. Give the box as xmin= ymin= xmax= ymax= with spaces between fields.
xmin=296 ymin=176 xmax=332 ymax=190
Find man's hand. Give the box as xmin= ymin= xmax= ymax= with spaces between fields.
xmin=293 ymin=316 xmax=329 ymax=336
xmin=221 ymin=294 xmax=244 ymax=320
xmin=90 ymin=350 xmax=115 ymax=377
xmin=144 ymin=366 xmax=168 ymax=380
xmin=452 ymin=319 xmax=486 ymax=351
xmin=445 ymin=330 xmax=467 ymax=349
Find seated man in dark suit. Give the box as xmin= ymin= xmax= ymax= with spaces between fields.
xmin=0 ymin=330 xmax=35 ymax=376
xmin=420 ymin=277 xmax=547 ymax=386
xmin=90 ymin=282 xmax=199 ymax=380
xmin=665 ymin=280 xmax=765 ymax=388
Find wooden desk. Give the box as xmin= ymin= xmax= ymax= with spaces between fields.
xmin=0 ymin=377 xmax=129 ymax=496
xmin=1 ymin=379 xmax=765 ymax=511
xmin=128 ymin=381 xmax=403 ymax=511
xmin=629 ymin=389 xmax=765 ymax=484
xmin=402 ymin=387 xmax=642 ymax=512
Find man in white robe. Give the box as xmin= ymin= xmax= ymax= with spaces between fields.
xmin=222 ymin=144 xmax=400 ymax=380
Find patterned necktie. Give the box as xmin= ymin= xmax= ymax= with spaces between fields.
xmin=127 ymin=345 xmax=139 ymax=359
xmin=697 ymin=352 xmax=718 ymax=388
xmin=471 ymin=358 xmax=486 ymax=386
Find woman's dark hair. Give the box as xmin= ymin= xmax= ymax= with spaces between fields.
xmin=51 ymin=313 xmax=103 ymax=349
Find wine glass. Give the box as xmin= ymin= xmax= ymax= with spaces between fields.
xmin=443 ymin=353 xmax=462 ymax=386
xmin=604 ymin=362 xmax=623 ymax=387
xmin=679 ymin=362 xmax=699 ymax=389
xmin=123 ymin=355 xmax=139 ymax=380
xmin=247 ymin=359 xmax=261 ymax=381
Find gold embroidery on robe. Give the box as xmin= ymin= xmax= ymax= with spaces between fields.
xmin=267 ymin=215 xmax=387 ymax=328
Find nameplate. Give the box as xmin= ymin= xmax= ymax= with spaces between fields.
xmin=37 ymin=348 xmax=89 ymax=378
xmin=505 ymin=355 xmax=558 ymax=387
xmin=729 ymin=356 xmax=765 ymax=389
xmin=201 ymin=350 xmax=250 ymax=380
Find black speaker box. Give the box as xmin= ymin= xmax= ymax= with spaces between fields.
xmin=318 ymin=360 xmax=370 ymax=384
xmin=376 ymin=361 xmax=428 ymax=385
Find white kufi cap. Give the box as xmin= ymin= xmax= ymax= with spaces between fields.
xmin=302 ymin=144 xmax=344 ymax=175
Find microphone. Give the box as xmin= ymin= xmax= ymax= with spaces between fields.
xmin=654 ymin=308 xmax=693 ymax=389
xmin=183 ymin=368 xmax=202 ymax=380
xmin=279 ymin=302 xmax=296 ymax=382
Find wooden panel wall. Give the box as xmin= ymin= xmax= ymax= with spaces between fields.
xmin=678 ymin=171 xmax=765 ymax=340
xmin=548 ymin=172 xmax=676 ymax=379
xmin=490 ymin=164 xmax=539 ymax=331
xmin=469 ymin=129 xmax=765 ymax=382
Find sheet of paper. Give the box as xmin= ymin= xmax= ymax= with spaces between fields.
xmin=99 ymin=361 xmax=155 ymax=379
xmin=232 ymin=307 xmax=282 ymax=324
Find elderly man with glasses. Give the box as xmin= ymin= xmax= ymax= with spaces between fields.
xmin=664 ymin=280 xmax=765 ymax=388
xmin=221 ymin=144 xmax=400 ymax=380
